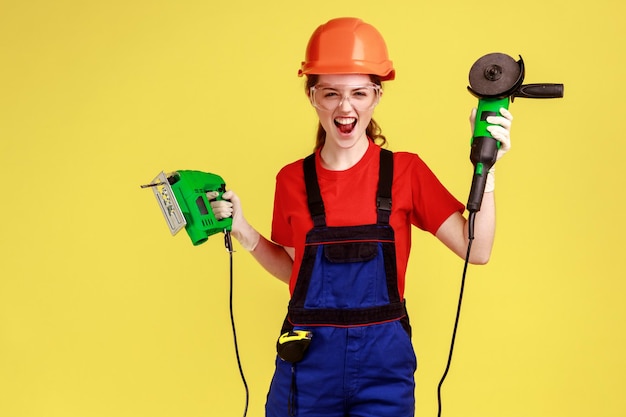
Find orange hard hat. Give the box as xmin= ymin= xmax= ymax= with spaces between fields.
xmin=298 ymin=17 xmax=395 ymax=81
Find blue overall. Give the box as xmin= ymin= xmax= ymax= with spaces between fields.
xmin=266 ymin=150 xmax=417 ymax=417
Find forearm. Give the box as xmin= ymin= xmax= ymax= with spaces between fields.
xmin=435 ymin=191 xmax=496 ymax=265
xmin=465 ymin=191 xmax=496 ymax=264
xmin=232 ymin=222 xmax=293 ymax=284
xmin=249 ymin=235 xmax=293 ymax=284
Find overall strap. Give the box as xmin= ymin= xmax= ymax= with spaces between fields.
xmin=303 ymin=148 xmax=394 ymax=226
xmin=303 ymin=154 xmax=326 ymax=227
xmin=377 ymin=148 xmax=393 ymax=225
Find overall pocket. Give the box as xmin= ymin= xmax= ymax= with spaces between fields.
xmin=304 ymin=241 xmax=389 ymax=309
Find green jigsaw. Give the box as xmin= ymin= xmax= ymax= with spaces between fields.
xmin=142 ymin=170 xmax=232 ymax=246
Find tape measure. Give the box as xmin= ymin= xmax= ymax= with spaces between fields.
xmin=277 ymin=330 xmax=313 ymax=363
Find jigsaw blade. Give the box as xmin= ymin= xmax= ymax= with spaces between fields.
xmin=148 ymin=172 xmax=186 ymax=235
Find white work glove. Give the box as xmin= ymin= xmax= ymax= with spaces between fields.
xmin=207 ymin=190 xmax=260 ymax=251
xmin=469 ymin=107 xmax=513 ymax=192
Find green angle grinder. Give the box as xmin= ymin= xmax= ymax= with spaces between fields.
xmin=466 ymin=53 xmax=564 ymax=213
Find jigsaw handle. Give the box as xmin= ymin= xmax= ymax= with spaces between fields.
xmin=170 ymin=170 xmax=233 ymax=246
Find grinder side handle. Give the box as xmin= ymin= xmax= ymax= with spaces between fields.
xmin=513 ymin=83 xmax=564 ymax=100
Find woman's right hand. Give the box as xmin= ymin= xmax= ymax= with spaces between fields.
xmin=207 ymin=190 xmax=260 ymax=251
xmin=207 ymin=190 xmax=235 ymax=221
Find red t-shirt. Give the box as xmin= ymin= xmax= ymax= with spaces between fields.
xmin=271 ymin=141 xmax=464 ymax=297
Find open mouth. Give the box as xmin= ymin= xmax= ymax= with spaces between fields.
xmin=334 ymin=117 xmax=357 ymax=134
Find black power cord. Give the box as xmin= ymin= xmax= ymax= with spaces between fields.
xmin=225 ymin=231 xmax=249 ymax=417
xmin=224 ymin=207 xmax=476 ymax=417
xmin=436 ymin=211 xmax=476 ymax=417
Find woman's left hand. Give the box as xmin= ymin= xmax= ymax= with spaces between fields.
xmin=469 ymin=107 xmax=513 ymax=161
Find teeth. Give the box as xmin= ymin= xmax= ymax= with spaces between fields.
xmin=335 ymin=117 xmax=356 ymax=125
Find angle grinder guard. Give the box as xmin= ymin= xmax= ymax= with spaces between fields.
xmin=468 ymin=53 xmax=524 ymax=99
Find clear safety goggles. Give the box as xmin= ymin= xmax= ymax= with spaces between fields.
xmin=309 ymin=83 xmax=382 ymax=112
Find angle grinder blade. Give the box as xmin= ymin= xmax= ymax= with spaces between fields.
xmin=468 ymin=53 xmax=522 ymax=97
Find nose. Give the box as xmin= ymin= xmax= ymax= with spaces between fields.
xmin=338 ymin=94 xmax=355 ymax=111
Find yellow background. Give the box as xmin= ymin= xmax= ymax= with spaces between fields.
xmin=1 ymin=1 xmax=624 ymax=416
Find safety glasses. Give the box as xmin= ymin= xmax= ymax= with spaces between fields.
xmin=309 ymin=83 xmax=381 ymax=111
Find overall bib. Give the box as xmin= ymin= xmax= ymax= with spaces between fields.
xmin=266 ymin=149 xmax=417 ymax=417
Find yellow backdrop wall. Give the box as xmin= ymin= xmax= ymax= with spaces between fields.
xmin=1 ymin=1 xmax=625 ymax=416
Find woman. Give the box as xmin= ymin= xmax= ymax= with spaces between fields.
xmin=211 ymin=17 xmax=512 ymax=417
